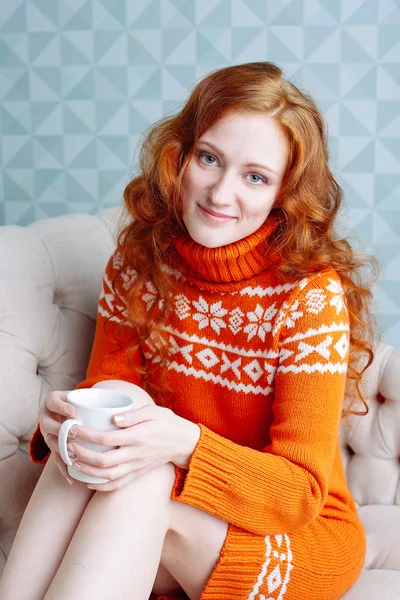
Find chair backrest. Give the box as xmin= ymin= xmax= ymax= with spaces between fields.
xmin=0 ymin=206 xmax=121 ymax=573
xmin=339 ymin=342 xmax=400 ymax=507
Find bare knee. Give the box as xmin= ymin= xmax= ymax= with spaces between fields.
xmin=90 ymin=461 xmax=176 ymax=521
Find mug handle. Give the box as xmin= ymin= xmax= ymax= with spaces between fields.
xmin=58 ymin=419 xmax=81 ymax=466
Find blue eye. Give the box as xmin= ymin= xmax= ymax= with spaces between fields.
xmin=249 ymin=174 xmax=264 ymax=184
xmin=199 ymin=152 xmax=216 ymax=165
xmin=197 ymin=151 xmax=268 ymax=185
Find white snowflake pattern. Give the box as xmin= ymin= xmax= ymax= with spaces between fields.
xmin=244 ymin=303 xmax=278 ymax=341
xmin=98 ymin=277 xmax=123 ymax=319
xmin=272 ymin=299 xmax=303 ymax=335
xmin=112 ymin=251 xmax=124 ymax=270
xmin=272 ymin=300 xmax=289 ymax=336
xmin=229 ymin=307 xmax=244 ymax=335
xmin=175 ymin=294 xmax=191 ymax=320
xmin=284 ymin=299 xmax=303 ymax=328
xmin=120 ymin=266 xmax=137 ymax=291
xmin=143 ymin=331 xmax=163 ymax=364
xmin=111 ymin=252 xmax=137 ymax=292
xmin=326 ymin=278 xmax=344 ymax=315
xmin=142 ymin=281 xmax=164 ymax=311
xmin=305 ymin=289 xmax=326 ymax=314
xmin=192 ymin=297 xmax=228 ymax=334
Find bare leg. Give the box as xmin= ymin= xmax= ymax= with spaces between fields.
xmin=0 ymin=453 xmax=94 ymax=600
xmin=43 ymin=462 xmax=176 ymax=600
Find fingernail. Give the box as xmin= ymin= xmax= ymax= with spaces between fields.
xmin=74 ymin=463 xmax=82 ymax=471
xmin=64 ymin=405 xmax=74 ymax=416
xmin=114 ymin=413 xmax=125 ymax=424
xmin=69 ymin=427 xmax=78 ymax=438
xmin=67 ymin=443 xmax=75 ymax=459
xmin=66 ymin=477 xmax=73 ymax=486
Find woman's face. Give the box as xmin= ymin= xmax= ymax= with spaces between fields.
xmin=180 ymin=112 xmax=288 ymax=248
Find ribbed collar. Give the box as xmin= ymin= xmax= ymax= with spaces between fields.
xmin=173 ymin=216 xmax=280 ymax=285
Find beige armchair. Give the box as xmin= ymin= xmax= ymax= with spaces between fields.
xmin=0 ymin=207 xmax=399 ymax=599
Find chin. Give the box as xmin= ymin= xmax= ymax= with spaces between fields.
xmin=190 ymin=232 xmax=223 ymax=248
xmin=184 ymin=219 xmax=238 ymax=248
xmin=188 ymin=225 xmax=246 ymax=248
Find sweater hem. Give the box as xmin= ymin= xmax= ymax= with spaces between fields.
xmin=198 ymin=520 xmax=365 ymax=600
xmin=199 ymin=524 xmax=281 ymax=600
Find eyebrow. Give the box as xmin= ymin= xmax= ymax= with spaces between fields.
xmin=198 ymin=140 xmax=278 ymax=176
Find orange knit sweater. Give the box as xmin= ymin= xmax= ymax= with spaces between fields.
xmin=29 ymin=218 xmax=366 ymax=600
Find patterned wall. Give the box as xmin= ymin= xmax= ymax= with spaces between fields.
xmin=0 ymin=0 xmax=399 ymax=345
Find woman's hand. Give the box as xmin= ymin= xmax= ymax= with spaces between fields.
xmin=38 ymin=390 xmax=78 ymax=485
xmin=65 ymin=405 xmax=201 ymax=492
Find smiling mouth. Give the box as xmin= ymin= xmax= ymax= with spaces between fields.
xmin=198 ymin=204 xmax=236 ymax=222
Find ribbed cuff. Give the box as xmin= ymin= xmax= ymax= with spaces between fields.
xmin=29 ymin=423 xmax=51 ymax=465
xmin=171 ymin=424 xmax=238 ymax=515
xmin=170 ymin=423 xmax=310 ymax=536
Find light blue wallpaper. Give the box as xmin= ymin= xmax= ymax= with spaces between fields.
xmin=0 ymin=0 xmax=399 ymax=345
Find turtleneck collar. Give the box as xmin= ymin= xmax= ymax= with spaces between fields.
xmin=172 ymin=216 xmax=280 ymax=285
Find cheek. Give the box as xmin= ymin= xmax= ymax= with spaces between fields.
xmin=182 ymin=168 xmax=204 ymax=204
xmin=245 ymin=196 xmax=276 ymax=220
xmin=179 ymin=175 xmax=191 ymax=211
xmin=180 ymin=167 xmax=195 ymax=198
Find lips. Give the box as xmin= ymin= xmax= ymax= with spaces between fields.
xmin=198 ymin=204 xmax=236 ymax=221
xmin=202 ymin=206 xmax=233 ymax=218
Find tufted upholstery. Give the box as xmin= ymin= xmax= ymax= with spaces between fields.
xmin=0 ymin=207 xmax=399 ymax=598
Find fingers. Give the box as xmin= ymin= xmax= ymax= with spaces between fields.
xmin=39 ymin=390 xmax=76 ymax=454
xmin=112 ymin=404 xmax=160 ymax=428
xmin=73 ymin=457 xmax=135 ymax=484
xmin=68 ymin=442 xmax=133 ymax=470
xmin=43 ymin=432 xmax=57 ymax=452
xmin=72 ymin=424 xmax=129 ymax=447
xmin=45 ymin=390 xmax=75 ymax=419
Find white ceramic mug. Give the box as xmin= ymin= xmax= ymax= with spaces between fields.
xmin=58 ymin=388 xmax=134 ymax=484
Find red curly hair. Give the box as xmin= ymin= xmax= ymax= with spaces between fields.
xmin=110 ymin=61 xmax=380 ymax=417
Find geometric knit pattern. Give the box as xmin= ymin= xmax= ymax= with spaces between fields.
xmin=100 ymin=251 xmax=350 ymax=397
xmin=0 ymin=0 xmax=399 ymax=346
xmin=246 ymin=533 xmax=294 ymax=599
xmin=29 ymin=223 xmax=367 ymax=598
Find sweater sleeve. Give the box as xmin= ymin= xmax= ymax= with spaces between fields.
xmin=171 ymin=271 xmax=349 ymax=536
xmin=29 ymin=249 xmax=144 ymax=465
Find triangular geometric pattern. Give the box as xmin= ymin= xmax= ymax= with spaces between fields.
xmin=0 ymin=0 xmax=399 ymax=346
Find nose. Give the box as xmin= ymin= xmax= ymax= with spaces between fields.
xmin=208 ymin=172 xmax=236 ymax=206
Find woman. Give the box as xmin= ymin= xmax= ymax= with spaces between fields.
xmin=0 ymin=62 xmax=379 ymax=600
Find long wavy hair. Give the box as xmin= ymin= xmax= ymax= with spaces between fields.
xmin=110 ymin=61 xmax=380 ymax=417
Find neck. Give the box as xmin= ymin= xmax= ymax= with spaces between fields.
xmin=173 ymin=216 xmax=280 ymax=285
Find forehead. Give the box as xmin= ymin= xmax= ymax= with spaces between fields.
xmin=198 ymin=113 xmax=288 ymax=172
xmin=201 ymin=112 xmax=283 ymax=137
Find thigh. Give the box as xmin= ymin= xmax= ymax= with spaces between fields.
xmin=152 ymin=562 xmax=185 ymax=596
xmin=158 ymin=499 xmax=229 ymax=600
xmin=0 ymin=453 xmax=94 ymax=600
xmin=44 ymin=463 xmax=175 ymax=600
